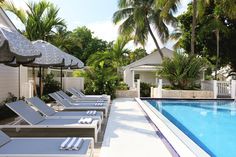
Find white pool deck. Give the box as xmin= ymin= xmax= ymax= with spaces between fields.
xmin=99 ymin=98 xmax=172 ymax=157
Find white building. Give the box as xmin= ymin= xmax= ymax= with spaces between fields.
xmin=123 ymin=47 xmax=174 ymax=88
xmin=0 ymin=8 xmax=29 ymax=101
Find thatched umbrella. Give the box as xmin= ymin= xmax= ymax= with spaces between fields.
xmin=30 ymin=40 xmax=73 ymax=97
xmin=0 ymin=25 xmax=41 ymax=98
xmin=52 ymin=50 xmax=84 ymax=88
xmin=0 ymin=25 xmax=41 ymax=63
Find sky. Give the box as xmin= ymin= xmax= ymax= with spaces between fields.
xmin=6 ymin=0 xmax=191 ymax=53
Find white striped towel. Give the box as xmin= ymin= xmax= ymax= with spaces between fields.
xmin=60 ymin=137 xmax=71 ymax=150
xmin=72 ymin=138 xmax=84 ymax=150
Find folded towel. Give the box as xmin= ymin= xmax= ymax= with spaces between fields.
xmin=92 ymin=110 xmax=96 ymax=115
xmin=72 ymin=138 xmax=84 ymax=150
xmin=67 ymin=137 xmax=77 ymax=150
xmin=86 ymin=110 xmax=91 ymax=115
xmin=78 ymin=117 xmax=93 ymax=124
xmin=95 ymin=102 xmax=103 ymax=106
xmin=60 ymin=137 xmax=71 ymax=149
xmin=86 ymin=110 xmax=97 ymax=115
xmin=78 ymin=117 xmax=84 ymax=124
xmin=85 ymin=117 xmax=92 ymax=124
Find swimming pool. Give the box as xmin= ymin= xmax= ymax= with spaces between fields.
xmin=147 ymin=99 xmax=236 ymax=157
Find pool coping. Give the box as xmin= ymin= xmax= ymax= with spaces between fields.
xmin=142 ymin=97 xmax=234 ymax=101
xmin=135 ymin=98 xmax=211 ymax=157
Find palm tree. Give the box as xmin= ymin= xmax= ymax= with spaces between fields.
xmin=198 ymin=0 xmax=236 ymax=79
xmin=87 ymin=36 xmax=131 ymax=70
xmin=191 ymin=0 xmax=197 ymax=54
xmin=0 ymin=0 xmax=65 ymax=96
xmin=113 ymin=0 xmax=177 ymax=59
xmin=158 ymin=52 xmax=208 ymax=89
xmin=50 ymin=26 xmax=82 ymax=53
xmin=0 ymin=0 xmax=65 ymax=40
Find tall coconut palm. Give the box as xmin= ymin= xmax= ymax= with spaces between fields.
xmin=198 ymin=0 xmax=236 ymax=78
xmin=191 ymin=0 xmax=197 ymax=55
xmin=113 ymin=0 xmax=177 ymax=59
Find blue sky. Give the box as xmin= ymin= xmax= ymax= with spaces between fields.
xmin=6 ymin=0 xmax=191 ymax=52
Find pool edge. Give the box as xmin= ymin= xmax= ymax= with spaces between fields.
xmin=135 ymin=98 xmax=210 ymax=157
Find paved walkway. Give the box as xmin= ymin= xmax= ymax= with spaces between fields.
xmin=99 ymin=98 xmax=172 ymax=157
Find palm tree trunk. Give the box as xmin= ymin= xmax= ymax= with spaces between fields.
xmin=191 ymin=0 xmax=197 ymax=55
xmin=215 ymin=28 xmax=220 ymax=79
xmin=146 ymin=18 xmax=164 ymax=59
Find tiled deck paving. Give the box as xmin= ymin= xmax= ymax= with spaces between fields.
xmin=99 ymin=98 xmax=172 ymax=157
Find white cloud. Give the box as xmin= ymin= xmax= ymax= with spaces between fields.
xmin=87 ymin=21 xmax=119 ymax=42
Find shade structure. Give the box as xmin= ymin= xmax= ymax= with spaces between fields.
xmin=0 ymin=25 xmax=41 ymax=63
xmin=30 ymin=40 xmax=72 ymax=67
xmin=69 ymin=54 xmax=84 ymax=69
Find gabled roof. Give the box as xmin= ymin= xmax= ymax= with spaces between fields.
xmin=124 ymin=47 xmax=174 ymax=69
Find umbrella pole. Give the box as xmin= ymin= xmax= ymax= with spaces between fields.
xmin=32 ymin=67 xmax=37 ymax=96
xmin=60 ymin=67 xmax=63 ymax=89
xmin=18 ymin=66 xmax=21 ymax=99
xmin=41 ymin=67 xmax=44 ymax=97
xmin=39 ymin=67 xmax=42 ymax=98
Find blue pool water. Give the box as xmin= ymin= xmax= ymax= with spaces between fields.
xmin=147 ymin=100 xmax=236 ymax=157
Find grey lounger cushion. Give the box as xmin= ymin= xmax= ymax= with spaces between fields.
xmin=26 ymin=97 xmax=103 ymax=119
xmin=57 ymin=91 xmax=107 ymax=103
xmin=49 ymin=93 xmax=108 ymax=118
xmin=0 ymin=131 xmax=93 ymax=157
xmin=26 ymin=97 xmax=56 ymax=116
xmin=6 ymin=100 xmax=100 ymax=127
xmin=6 ymin=100 xmax=44 ymax=125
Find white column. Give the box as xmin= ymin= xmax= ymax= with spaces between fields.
xmin=28 ymin=80 xmax=34 ymax=98
xmin=157 ymin=79 xmax=162 ymax=98
xmin=132 ymin=70 xmax=135 ymax=88
xmin=150 ymin=87 xmax=154 ymax=98
xmin=202 ymin=70 xmax=205 ymax=81
xmin=213 ymin=80 xmax=218 ymax=99
xmin=156 ymin=78 xmax=159 ymax=87
xmin=231 ymin=80 xmax=236 ymax=99
xmin=137 ymin=79 xmax=140 ymax=98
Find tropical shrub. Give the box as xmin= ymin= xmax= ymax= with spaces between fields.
xmin=158 ymin=52 xmax=208 ymax=90
xmin=0 ymin=93 xmax=18 ymax=120
xmin=116 ymin=81 xmax=129 ymax=90
xmin=83 ymin=65 xmax=119 ymax=99
xmin=42 ymin=73 xmax=61 ymax=102
xmin=140 ymin=82 xmax=154 ymax=97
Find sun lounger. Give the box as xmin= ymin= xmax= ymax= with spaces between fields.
xmin=49 ymin=93 xmax=108 ymax=118
xmin=0 ymin=130 xmax=94 ymax=157
xmin=56 ymin=91 xmax=109 ymax=106
xmin=57 ymin=91 xmax=109 ymax=108
xmin=26 ymin=97 xmax=104 ymax=123
xmin=67 ymin=87 xmax=110 ymax=102
xmin=1 ymin=100 xmax=101 ymax=142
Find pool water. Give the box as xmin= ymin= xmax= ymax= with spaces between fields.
xmin=147 ymin=100 xmax=236 ymax=157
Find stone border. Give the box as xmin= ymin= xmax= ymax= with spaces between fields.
xmin=161 ymin=89 xmax=214 ymax=99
